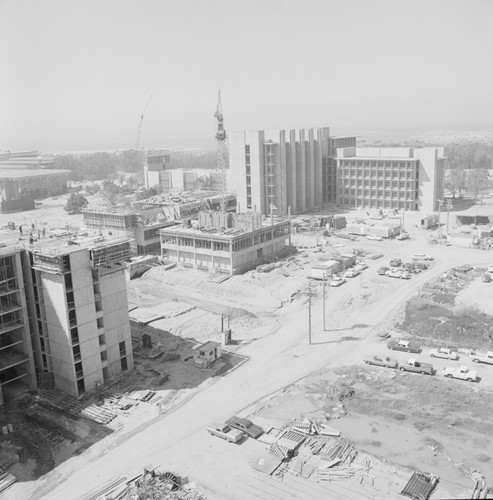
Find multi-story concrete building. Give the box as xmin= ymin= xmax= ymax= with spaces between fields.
xmin=228 ymin=128 xmax=358 ymax=216
xmin=160 ymin=212 xmax=291 ymax=275
xmin=335 ymin=147 xmax=445 ymax=212
xmin=0 ymin=244 xmax=37 ymax=405
xmin=26 ymin=236 xmax=134 ymax=398
xmin=82 ymin=207 xmax=177 ymax=255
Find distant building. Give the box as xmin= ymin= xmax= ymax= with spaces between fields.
xmin=228 ymin=128 xmax=357 ymax=216
xmin=0 ymin=151 xmax=69 ymax=213
xmin=144 ymin=152 xmax=171 ymax=191
xmin=335 ymin=147 xmax=445 ymax=212
xmin=160 ymin=212 xmax=291 ymax=275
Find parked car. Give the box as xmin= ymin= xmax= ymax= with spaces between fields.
xmin=442 ymin=366 xmax=478 ymax=382
xmin=344 ymin=268 xmax=360 ymax=278
xmin=357 ymin=261 xmax=369 ymax=270
xmin=330 ymin=276 xmax=346 ymax=287
xmin=396 ymin=232 xmax=409 ymax=240
xmin=390 ymin=258 xmax=402 ymax=267
xmin=225 ymin=416 xmax=263 ymax=439
xmin=429 ymin=347 xmax=459 ymax=360
xmin=366 ymin=234 xmax=383 ymax=241
xmin=482 ymin=273 xmax=491 ymax=283
xmin=453 ymin=264 xmax=474 ymax=273
xmin=207 ymin=424 xmax=244 ymax=443
xmin=412 ymin=253 xmax=434 ymax=261
xmin=364 ymin=355 xmax=398 ymax=368
xmin=398 ymin=359 xmax=434 ymax=375
xmin=470 ymin=351 xmax=493 ymax=364
xmin=385 ymin=268 xmax=410 ymax=279
xmin=387 ymin=339 xmax=421 ymax=353
xmin=413 ymin=262 xmax=429 ymax=270
xmin=377 ymin=266 xmax=389 ymax=276
xmin=388 ymin=214 xmax=401 ymax=220
xmin=403 ymin=263 xmax=419 ymax=273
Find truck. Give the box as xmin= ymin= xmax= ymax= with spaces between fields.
xmin=470 ymin=351 xmax=493 ymax=365
xmin=398 ymin=359 xmax=434 ymax=375
xmin=387 ymin=339 xmax=421 ymax=353
xmin=442 ymin=366 xmax=478 ymax=382
xmin=207 ymin=424 xmax=244 ymax=443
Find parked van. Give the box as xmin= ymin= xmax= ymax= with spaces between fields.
xmin=488 ymin=263 xmax=493 ymax=274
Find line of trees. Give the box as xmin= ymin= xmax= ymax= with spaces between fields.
xmin=445 ymin=142 xmax=493 ymax=200
xmin=54 ymin=149 xmax=218 ymax=183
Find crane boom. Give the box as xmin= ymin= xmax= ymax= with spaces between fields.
xmin=135 ymin=94 xmax=153 ymax=149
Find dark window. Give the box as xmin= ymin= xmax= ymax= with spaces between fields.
xmin=121 ymin=357 xmax=128 ymax=371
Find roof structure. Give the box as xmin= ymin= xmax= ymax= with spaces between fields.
xmin=0 ymin=169 xmax=70 ymax=180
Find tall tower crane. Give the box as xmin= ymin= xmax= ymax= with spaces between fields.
xmin=214 ymin=90 xmax=228 ymax=211
xmin=135 ymin=94 xmax=152 ymax=150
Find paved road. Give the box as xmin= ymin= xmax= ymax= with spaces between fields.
xmin=7 ymin=241 xmax=493 ymax=500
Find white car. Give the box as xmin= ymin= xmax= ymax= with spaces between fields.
xmin=385 ymin=268 xmax=410 ymax=279
xmin=330 ymin=276 xmax=346 ymax=287
xmin=412 ymin=253 xmax=434 ymax=261
xmin=429 ymin=347 xmax=459 ymax=360
xmin=357 ymin=261 xmax=369 ymax=270
xmin=366 ymin=235 xmax=383 ymax=241
xmin=344 ymin=268 xmax=361 ymax=278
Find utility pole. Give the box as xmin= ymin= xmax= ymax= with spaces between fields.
xmin=437 ymin=199 xmax=442 ymax=237
xmin=307 ymin=279 xmax=316 ymax=344
xmin=322 ymin=275 xmax=327 ymax=331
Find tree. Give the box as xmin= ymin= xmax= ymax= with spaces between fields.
xmin=445 ymin=167 xmax=467 ymax=197
xmin=466 ymin=168 xmax=489 ymax=201
xmin=135 ymin=188 xmax=157 ymax=201
xmin=64 ymin=193 xmax=88 ymax=214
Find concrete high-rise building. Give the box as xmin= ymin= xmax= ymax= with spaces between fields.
xmin=0 ymin=245 xmax=37 ymax=405
xmin=26 ymin=236 xmax=134 ymax=397
xmin=335 ymin=147 xmax=445 ymax=212
xmin=229 ymin=128 xmax=330 ymax=216
xmin=228 ymin=128 xmax=358 ymax=216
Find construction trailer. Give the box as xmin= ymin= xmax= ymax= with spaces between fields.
xmin=420 ymin=214 xmax=439 ymax=230
xmin=193 ymin=341 xmax=222 ymax=368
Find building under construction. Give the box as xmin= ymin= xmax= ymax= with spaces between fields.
xmin=0 ymin=244 xmax=37 ymax=405
xmin=82 ymin=207 xmax=177 ymax=255
xmin=0 ymin=234 xmax=134 ymax=402
xmin=160 ymin=212 xmax=291 ymax=275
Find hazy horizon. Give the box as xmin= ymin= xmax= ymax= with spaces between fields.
xmin=1 ymin=0 xmax=492 ymax=152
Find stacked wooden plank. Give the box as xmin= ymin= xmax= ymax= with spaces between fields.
xmin=81 ymin=404 xmax=116 ymax=425
xmin=0 ymin=472 xmax=16 ymax=493
xmin=36 ymin=389 xmax=82 ymax=415
xmin=318 ymin=438 xmax=354 ymax=463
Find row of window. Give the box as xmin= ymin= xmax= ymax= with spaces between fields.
xmin=340 ymin=180 xmax=417 ymax=189
xmin=340 ymin=170 xmax=416 ymax=179
xmin=340 ymin=160 xmax=416 ymax=168
xmin=337 ymin=189 xmax=416 ymax=200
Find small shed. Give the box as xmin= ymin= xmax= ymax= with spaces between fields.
xmin=420 ymin=214 xmax=439 ymax=230
xmin=193 ymin=341 xmax=222 ymax=368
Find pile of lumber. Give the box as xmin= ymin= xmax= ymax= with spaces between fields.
xmin=81 ymin=404 xmax=116 ymax=425
xmin=0 ymin=471 xmax=16 ymax=494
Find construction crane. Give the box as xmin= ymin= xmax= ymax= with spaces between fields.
xmin=214 ymin=90 xmax=228 ymax=211
xmin=135 ymin=94 xmax=152 ymax=150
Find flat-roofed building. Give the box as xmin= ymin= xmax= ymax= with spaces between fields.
xmin=26 ymin=235 xmax=134 ymax=397
xmin=335 ymin=147 xmax=445 ymax=212
xmin=160 ymin=212 xmax=291 ymax=275
xmin=228 ymin=128 xmax=357 ymax=216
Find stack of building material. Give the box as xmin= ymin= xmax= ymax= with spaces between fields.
xmin=35 ymin=389 xmax=82 ymax=415
xmin=81 ymin=405 xmax=116 ymax=425
xmin=127 ymin=389 xmax=156 ymax=402
xmin=401 ymin=471 xmax=439 ymax=500
xmin=277 ymin=428 xmax=307 ymax=452
xmin=268 ymin=443 xmax=292 ymax=462
xmin=318 ymin=438 xmax=354 ymax=463
xmin=0 ymin=471 xmax=16 ymax=493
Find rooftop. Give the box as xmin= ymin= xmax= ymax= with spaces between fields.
xmin=29 ymin=234 xmax=132 ymax=257
xmin=196 ymin=341 xmax=221 ymax=351
xmin=0 ymin=169 xmax=70 ymax=180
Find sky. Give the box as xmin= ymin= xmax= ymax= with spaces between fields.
xmin=0 ymin=0 xmax=492 ymax=152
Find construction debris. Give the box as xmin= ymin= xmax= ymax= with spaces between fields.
xmin=401 ymin=471 xmax=439 ymax=500
xmin=81 ymin=405 xmax=116 ymax=425
xmin=0 ymin=471 xmax=17 ymax=494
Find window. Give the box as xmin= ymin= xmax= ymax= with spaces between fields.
xmin=99 ymin=334 xmax=106 ymax=346
xmin=119 ymin=341 xmax=126 ymax=356
xmin=101 ymin=350 xmax=107 ymax=362
xmin=121 ymin=357 xmax=128 ymax=371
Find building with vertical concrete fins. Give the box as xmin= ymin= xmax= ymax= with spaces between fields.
xmin=0 ymin=234 xmax=134 ymax=402
xmin=335 ymin=147 xmax=445 ymax=212
xmin=228 ymin=128 xmax=323 ymax=216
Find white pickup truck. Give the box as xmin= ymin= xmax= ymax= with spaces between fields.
xmin=470 ymin=351 xmax=493 ymax=365
xmin=442 ymin=365 xmax=478 ymax=382
xmin=207 ymin=424 xmax=244 ymax=443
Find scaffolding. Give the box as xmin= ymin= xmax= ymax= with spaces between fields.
xmin=82 ymin=208 xmax=143 ymax=229
xmin=90 ymin=238 xmax=132 ymax=268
